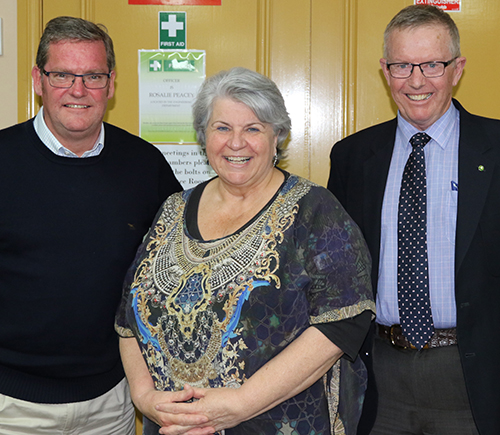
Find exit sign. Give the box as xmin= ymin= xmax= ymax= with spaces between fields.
xmin=415 ymin=0 xmax=461 ymax=12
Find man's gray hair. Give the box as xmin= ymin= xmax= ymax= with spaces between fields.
xmin=36 ymin=16 xmax=115 ymax=71
xmin=384 ymin=5 xmax=461 ymax=59
xmin=192 ymin=67 xmax=291 ymax=161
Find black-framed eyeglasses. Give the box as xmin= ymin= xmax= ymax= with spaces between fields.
xmin=385 ymin=58 xmax=457 ymax=79
xmin=42 ymin=69 xmax=111 ymax=89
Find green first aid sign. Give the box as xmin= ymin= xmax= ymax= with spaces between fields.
xmin=159 ymin=12 xmax=186 ymax=49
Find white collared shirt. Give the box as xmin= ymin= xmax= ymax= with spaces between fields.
xmin=33 ymin=107 xmax=104 ymax=158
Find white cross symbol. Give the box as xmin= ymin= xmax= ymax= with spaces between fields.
xmin=150 ymin=60 xmax=162 ymax=71
xmin=162 ymin=15 xmax=184 ymax=37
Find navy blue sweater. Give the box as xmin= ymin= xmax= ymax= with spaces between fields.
xmin=0 ymin=119 xmax=181 ymax=403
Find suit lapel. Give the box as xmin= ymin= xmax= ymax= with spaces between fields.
xmin=455 ymin=101 xmax=495 ymax=272
xmin=362 ymin=120 xmax=397 ymax=285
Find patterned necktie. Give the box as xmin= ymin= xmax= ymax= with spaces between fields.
xmin=398 ymin=132 xmax=434 ymax=349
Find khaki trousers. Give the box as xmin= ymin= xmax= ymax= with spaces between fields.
xmin=0 ymin=378 xmax=135 ymax=435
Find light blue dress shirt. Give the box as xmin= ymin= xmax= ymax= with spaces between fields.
xmin=377 ymin=102 xmax=459 ymax=329
xmin=33 ymin=107 xmax=104 ymax=158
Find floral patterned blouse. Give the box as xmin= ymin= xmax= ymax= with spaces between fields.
xmin=116 ymin=173 xmax=375 ymax=435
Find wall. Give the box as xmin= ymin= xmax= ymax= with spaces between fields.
xmin=17 ymin=0 xmax=349 ymax=186
xmin=18 ymin=1 xmax=500 ymax=187
xmin=0 ymin=0 xmax=17 ymax=129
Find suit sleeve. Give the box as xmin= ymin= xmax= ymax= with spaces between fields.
xmin=327 ymin=141 xmax=347 ymax=205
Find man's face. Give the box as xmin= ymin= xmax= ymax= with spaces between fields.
xmin=380 ymin=25 xmax=466 ymax=131
xmin=32 ymin=40 xmax=115 ymax=151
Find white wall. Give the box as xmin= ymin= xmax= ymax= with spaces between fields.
xmin=0 ymin=0 xmax=17 ymax=129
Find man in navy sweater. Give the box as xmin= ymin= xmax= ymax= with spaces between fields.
xmin=0 ymin=16 xmax=182 ymax=434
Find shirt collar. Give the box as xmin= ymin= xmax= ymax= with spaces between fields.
xmin=397 ymin=102 xmax=459 ymax=151
xmin=34 ymin=107 xmax=105 ymax=158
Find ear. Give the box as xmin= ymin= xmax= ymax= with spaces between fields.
xmin=452 ymin=56 xmax=466 ymax=87
xmin=380 ymin=58 xmax=391 ymax=85
xmin=107 ymin=70 xmax=116 ymax=100
xmin=32 ymin=66 xmax=43 ymax=97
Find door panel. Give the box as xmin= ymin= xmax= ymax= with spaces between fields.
xmin=43 ymin=0 xmax=81 ymax=18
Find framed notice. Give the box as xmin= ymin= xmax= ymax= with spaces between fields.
xmin=138 ymin=49 xmax=205 ymax=143
xmin=129 ymin=1 xmax=221 ymax=5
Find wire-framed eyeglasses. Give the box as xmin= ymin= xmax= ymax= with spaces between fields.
xmin=42 ymin=69 xmax=111 ymax=89
xmin=385 ymin=58 xmax=457 ymax=79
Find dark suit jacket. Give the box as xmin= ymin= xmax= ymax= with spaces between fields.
xmin=328 ymin=100 xmax=500 ymax=435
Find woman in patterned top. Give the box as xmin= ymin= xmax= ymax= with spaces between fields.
xmin=116 ymin=67 xmax=375 ymax=435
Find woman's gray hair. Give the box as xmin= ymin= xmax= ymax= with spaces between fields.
xmin=192 ymin=67 xmax=291 ymax=160
xmin=384 ymin=5 xmax=461 ymax=59
xmin=36 ymin=16 xmax=115 ymax=71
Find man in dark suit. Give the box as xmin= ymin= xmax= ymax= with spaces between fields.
xmin=328 ymin=5 xmax=500 ymax=435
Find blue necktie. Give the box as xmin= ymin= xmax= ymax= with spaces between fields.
xmin=398 ymin=132 xmax=434 ymax=349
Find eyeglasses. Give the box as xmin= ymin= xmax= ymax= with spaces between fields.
xmin=385 ymin=58 xmax=457 ymax=79
xmin=42 ymin=69 xmax=111 ymax=89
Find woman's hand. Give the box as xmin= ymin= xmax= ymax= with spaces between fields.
xmin=157 ymin=386 xmax=247 ymax=434
xmin=136 ymin=384 xmax=214 ymax=433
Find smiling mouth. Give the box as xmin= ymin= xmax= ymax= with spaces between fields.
xmin=407 ymin=93 xmax=432 ymax=101
xmin=225 ymin=156 xmax=251 ymax=164
xmin=64 ymin=104 xmax=90 ymax=109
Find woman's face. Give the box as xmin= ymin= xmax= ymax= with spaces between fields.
xmin=205 ymin=98 xmax=278 ymax=192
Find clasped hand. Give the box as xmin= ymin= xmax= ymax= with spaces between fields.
xmin=152 ymin=384 xmax=248 ymax=435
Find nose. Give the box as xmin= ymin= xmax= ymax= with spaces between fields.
xmin=69 ymin=76 xmax=88 ymax=96
xmin=228 ymin=131 xmax=245 ymax=150
xmin=407 ymin=65 xmax=426 ymax=88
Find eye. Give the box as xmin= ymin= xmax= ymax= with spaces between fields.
xmin=216 ymin=126 xmax=229 ymax=132
xmin=247 ymin=127 xmax=261 ymax=132
xmin=396 ymin=64 xmax=410 ymax=70
xmin=54 ymin=72 xmax=70 ymax=79
xmin=426 ymin=63 xmax=438 ymax=69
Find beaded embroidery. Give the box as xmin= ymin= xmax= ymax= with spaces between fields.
xmin=130 ymin=177 xmax=310 ymax=390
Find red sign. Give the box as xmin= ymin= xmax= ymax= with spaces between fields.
xmin=415 ymin=0 xmax=460 ymax=12
xmin=129 ymin=0 xmax=221 ymax=4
